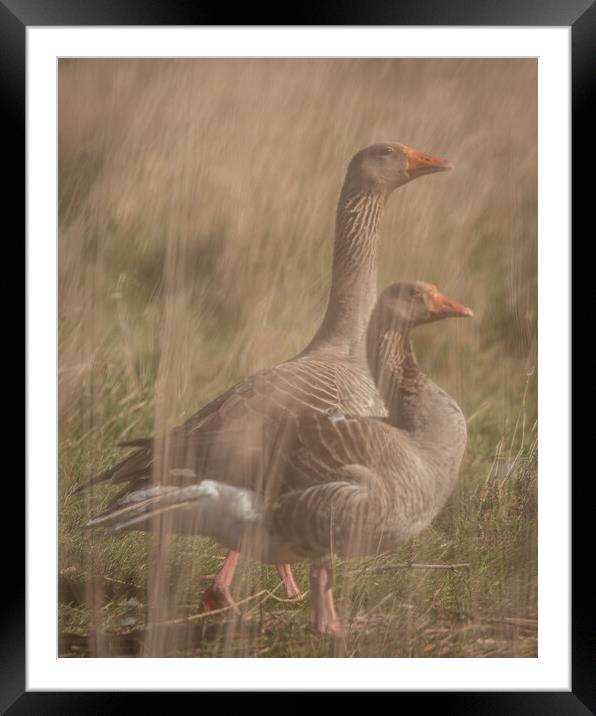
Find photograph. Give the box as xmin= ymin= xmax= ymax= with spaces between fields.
xmin=57 ymin=57 xmax=538 ymax=659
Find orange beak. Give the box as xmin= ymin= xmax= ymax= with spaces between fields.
xmin=429 ymin=291 xmax=473 ymax=318
xmin=404 ymin=146 xmax=453 ymax=176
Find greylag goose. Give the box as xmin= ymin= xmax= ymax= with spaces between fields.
xmin=76 ymin=144 xmax=452 ymax=610
xmin=86 ymin=281 xmax=472 ymax=633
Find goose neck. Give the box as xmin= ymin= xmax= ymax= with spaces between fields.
xmin=369 ymin=320 xmax=467 ymax=475
xmin=304 ymin=189 xmax=385 ymax=360
xmin=367 ymin=317 xmax=422 ymax=426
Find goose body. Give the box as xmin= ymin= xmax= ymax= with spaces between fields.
xmin=87 ymin=282 xmax=472 ymax=631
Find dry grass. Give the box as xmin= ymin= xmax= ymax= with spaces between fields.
xmin=58 ymin=59 xmax=537 ymax=658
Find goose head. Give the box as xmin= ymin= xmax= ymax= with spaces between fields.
xmin=378 ymin=281 xmax=473 ymax=329
xmin=345 ymin=143 xmax=452 ymax=195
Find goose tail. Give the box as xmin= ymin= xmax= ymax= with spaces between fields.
xmin=84 ymin=480 xmax=265 ymax=550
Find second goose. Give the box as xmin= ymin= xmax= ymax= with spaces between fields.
xmin=87 ymin=281 xmax=472 ymax=633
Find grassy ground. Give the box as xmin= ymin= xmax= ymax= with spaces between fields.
xmin=58 ymin=59 xmax=537 ymax=657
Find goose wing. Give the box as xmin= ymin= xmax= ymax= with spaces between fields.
xmin=267 ymin=414 xmax=418 ymax=558
xmin=86 ymin=413 xmax=414 ymax=562
xmin=74 ymin=359 xmax=353 ymax=496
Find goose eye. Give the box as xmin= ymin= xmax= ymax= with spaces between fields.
xmin=381 ymin=146 xmax=394 ymax=155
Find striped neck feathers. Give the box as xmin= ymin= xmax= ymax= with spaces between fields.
xmin=306 ymin=189 xmax=385 ymax=360
xmin=367 ymin=306 xmax=464 ymax=451
xmin=367 ymin=312 xmax=423 ymax=431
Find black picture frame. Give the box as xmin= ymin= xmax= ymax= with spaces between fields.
xmin=10 ymin=0 xmax=588 ymax=709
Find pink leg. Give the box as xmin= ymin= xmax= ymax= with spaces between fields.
xmin=276 ymin=563 xmax=304 ymax=600
xmin=309 ymin=562 xmax=343 ymax=635
xmin=200 ymin=550 xmax=241 ymax=614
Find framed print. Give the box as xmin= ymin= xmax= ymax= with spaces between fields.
xmin=10 ymin=0 xmax=589 ymax=709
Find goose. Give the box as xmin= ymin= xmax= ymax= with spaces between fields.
xmin=76 ymin=143 xmax=452 ymax=610
xmin=86 ymin=281 xmax=472 ymax=633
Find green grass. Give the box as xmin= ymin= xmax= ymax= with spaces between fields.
xmin=58 ymin=58 xmax=537 ymax=657
xmin=59 ymin=381 xmax=537 ymax=657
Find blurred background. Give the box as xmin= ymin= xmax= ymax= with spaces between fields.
xmin=59 ymin=59 xmax=537 ymax=658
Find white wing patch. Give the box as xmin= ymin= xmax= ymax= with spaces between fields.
xmin=329 ymin=413 xmax=347 ymax=425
